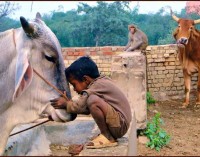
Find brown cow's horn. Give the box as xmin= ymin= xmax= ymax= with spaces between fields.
xmin=170 ymin=9 xmax=179 ymax=22
xmin=194 ymin=19 xmax=200 ymax=24
xmin=20 ymin=16 xmax=34 ymax=35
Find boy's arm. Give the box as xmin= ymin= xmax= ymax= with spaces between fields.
xmin=66 ymin=92 xmax=90 ymax=114
xmin=51 ymin=92 xmax=90 ymax=114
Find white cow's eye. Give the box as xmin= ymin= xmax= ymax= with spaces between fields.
xmin=44 ymin=54 xmax=56 ymax=63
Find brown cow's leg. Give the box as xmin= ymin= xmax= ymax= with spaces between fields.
xmin=182 ymin=69 xmax=191 ymax=108
xmin=195 ymin=72 xmax=200 ymax=107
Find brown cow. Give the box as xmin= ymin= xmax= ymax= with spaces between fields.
xmin=171 ymin=9 xmax=200 ymax=108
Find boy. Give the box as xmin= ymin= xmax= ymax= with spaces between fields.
xmin=50 ymin=56 xmax=132 ymax=149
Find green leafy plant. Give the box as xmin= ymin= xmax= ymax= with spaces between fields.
xmin=147 ymin=92 xmax=156 ymax=104
xmin=143 ymin=112 xmax=171 ymax=151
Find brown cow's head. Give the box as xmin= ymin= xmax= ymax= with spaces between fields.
xmin=171 ymin=9 xmax=200 ymax=45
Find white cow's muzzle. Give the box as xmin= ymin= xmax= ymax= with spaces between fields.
xmin=43 ymin=102 xmax=71 ymax=122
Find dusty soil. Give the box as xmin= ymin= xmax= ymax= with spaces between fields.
xmin=50 ymin=144 xmax=70 ymax=156
xmin=138 ymin=100 xmax=200 ymax=156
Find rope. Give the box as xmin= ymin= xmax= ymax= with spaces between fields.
xmin=33 ymin=68 xmax=69 ymax=101
xmin=9 ymin=29 xmax=68 ymax=137
xmin=9 ymin=119 xmax=50 ymax=137
xmin=9 ymin=68 xmax=69 ymax=137
xmin=165 ymin=44 xmax=185 ymax=90
xmin=168 ymin=43 xmax=186 ymax=92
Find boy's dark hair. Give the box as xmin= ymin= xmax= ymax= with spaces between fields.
xmin=65 ymin=56 xmax=100 ymax=82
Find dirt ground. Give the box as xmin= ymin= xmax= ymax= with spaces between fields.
xmin=49 ymin=99 xmax=200 ymax=156
xmin=138 ymin=100 xmax=200 ymax=156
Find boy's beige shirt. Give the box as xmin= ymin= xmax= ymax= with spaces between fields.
xmin=66 ymin=75 xmax=132 ymax=127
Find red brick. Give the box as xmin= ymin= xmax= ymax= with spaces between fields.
xmin=67 ymin=56 xmax=76 ymax=60
xmin=103 ymin=51 xmax=113 ymax=55
xmin=64 ymin=48 xmax=75 ymax=52
xmin=117 ymin=47 xmax=125 ymax=51
xmin=77 ymin=52 xmax=85 ymax=56
xmin=100 ymin=47 xmax=112 ymax=52
xmin=90 ymin=51 xmax=97 ymax=55
xmin=111 ymin=51 xmax=116 ymax=55
xmin=64 ymin=56 xmax=68 ymax=60
xmin=62 ymin=51 xmax=67 ymax=56
xmin=67 ymin=51 xmax=74 ymax=56
xmin=90 ymin=47 xmax=100 ymax=51
xmin=75 ymin=48 xmax=86 ymax=52
xmin=61 ymin=49 xmax=66 ymax=53
xmin=74 ymin=52 xmax=80 ymax=56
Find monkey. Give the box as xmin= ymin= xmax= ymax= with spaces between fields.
xmin=124 ymin=24 xmax=148 ymax=53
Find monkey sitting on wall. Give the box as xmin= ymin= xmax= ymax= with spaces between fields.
xmin=124 ymin=24 xmax=148 ymax=53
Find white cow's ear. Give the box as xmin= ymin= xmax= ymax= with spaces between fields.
xmin=12 ymin=49 xmax=33 ymax=102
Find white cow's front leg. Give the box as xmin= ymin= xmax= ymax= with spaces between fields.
xmin=0 ymin=106 xmax=39 ymax=155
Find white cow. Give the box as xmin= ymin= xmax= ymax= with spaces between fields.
xmin=0 ymin=13 xmax=75 ymax=155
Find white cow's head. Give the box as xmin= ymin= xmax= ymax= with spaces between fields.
xmin=0 ymin=13 xmax=78 ymax=156
xmin=12 ymin=13 xmax=76 ymax=122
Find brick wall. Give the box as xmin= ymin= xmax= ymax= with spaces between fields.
xmin=62 ymin=46 xmax=125 ymax=76
xmin=145 ymin=44 xmax=198 ymax=100
xmin=62 ymin=45 xmax=198 ymax=100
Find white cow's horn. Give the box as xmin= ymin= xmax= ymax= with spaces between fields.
xmin=20 ymin=16 xmax=35 ymax=35
xmin=170 ymin=9 xmax=179 ymax=22
xmin=36 ymin=12 xmax=42 ymax=20
xmin=194 ymin=19 xmax=200 ymax=24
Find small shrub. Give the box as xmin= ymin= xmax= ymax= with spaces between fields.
xmin=147 ymin=92 xmax=156 ymax=104
xmin=143 ymin=112 xmax=171 ymax=151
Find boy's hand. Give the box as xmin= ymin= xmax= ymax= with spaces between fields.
xmin=50 ymin=91 xmax=68 ymax=109
xmin=50 ymin=97 xmax=67 ymax=109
